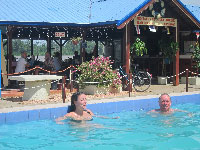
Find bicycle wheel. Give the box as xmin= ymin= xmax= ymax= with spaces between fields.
xmin=133 ymin=71 xmax=151 ymax=92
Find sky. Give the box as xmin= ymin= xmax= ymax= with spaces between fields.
xmin=180 ymin=0 xmax=200 ymax=6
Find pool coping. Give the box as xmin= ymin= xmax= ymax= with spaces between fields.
xmin=0 ymin=91 xmax=200 ymax=124
xmin=0 ymin=91 xmax=199 ymax=113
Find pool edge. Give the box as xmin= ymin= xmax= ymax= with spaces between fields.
xmin=0 ymin=91 xmax=200 ymax=124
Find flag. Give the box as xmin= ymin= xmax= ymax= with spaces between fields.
xmin=135 ymin=25 xmax=140 ymax=34
xmin=196 ymin=32 xmax=200 ymax=40
xmin=149 ymin=25 xmax=156 ymax=32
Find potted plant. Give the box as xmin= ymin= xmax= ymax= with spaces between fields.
xmin=76 ymin=56 xmax=122 ymax=95
xmin=191 ymin=42 xmax=200 ymax=70
xmin=71 ymin=37 xmax=82 ymax=45
xmin=131 ymin=38 xmax=147 ymax=57
xmin=186 ymin=42 xmax=200 ymax=85
xmin=130 ymin=38 xmax=148 ymax=75
xmin=158 ymin=35 xmax=179 ymax=84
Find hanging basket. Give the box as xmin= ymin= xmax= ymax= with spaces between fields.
xmin=71 ymin=37 xmax=82 ymax=45
xmin=72 ymin=40 xmax=79 ymax=45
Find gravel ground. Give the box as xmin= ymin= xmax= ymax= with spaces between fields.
xmin=1 ymin=83 xmax=200 ymax=109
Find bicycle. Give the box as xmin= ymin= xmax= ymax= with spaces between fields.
xmin=118 ymin=64 xmax=151 ymax=92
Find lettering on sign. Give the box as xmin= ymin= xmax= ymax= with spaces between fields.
xmin=134 ymin=16 xmax=177 ymax=27
xmin=55 ymin=32 xmax=65 ymax=37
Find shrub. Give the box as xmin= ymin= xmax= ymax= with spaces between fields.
xmin=77 ymin=56 xmax=122 ymax=88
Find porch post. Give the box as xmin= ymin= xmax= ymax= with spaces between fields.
xmin=47 ymin=30 xmax=51 ymax=56
xmin=31 ymin=39 xmax=33 ymax=56
xmin=80 ymin=29 xmax=87 ymax=63
xmin=7 ymin=26 xmax=13 ymax=74
xmin=125 ymin=23 xmax=130 ymax=75
xmin=173 ymin=21 xmax=179 ymax=86
xmin=94 ymin=40 xmax=98 ymax=58
xmin=60 ymin=39 xmax=62 ymax=59
xmin=122 ymin=23 xmax=130 ymax=91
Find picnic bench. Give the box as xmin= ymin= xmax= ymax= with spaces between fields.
xmin=8 ymin=75 xmax=62 ymax=100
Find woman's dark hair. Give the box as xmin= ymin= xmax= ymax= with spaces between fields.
xmin=70 ymin=92 xmax=84 ymax=112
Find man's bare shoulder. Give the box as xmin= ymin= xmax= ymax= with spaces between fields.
xmin=149 ymin=109 xmax=160 ymax=113
xmin=148 ymin=109 xmax=175 ymax=114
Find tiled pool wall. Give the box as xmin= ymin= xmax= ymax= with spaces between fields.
xmin=0 ymin=94 xmax=200 ymax=124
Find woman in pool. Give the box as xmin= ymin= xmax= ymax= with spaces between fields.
xmin=56 ymin=92 xmax=119 ymax=123
xmin=56 ymin=92 xmax=94 ymax=122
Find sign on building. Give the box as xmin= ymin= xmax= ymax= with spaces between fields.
xmin=134 ymin=16 xmax=177 ymax=27
xmin=55 ymin=32 xmax=65 ymax=37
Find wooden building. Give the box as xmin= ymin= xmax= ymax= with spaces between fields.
xmin=0 ymin=0 xmax=200 ymax=86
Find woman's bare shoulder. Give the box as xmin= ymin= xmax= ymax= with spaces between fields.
xmin=65 ymin=112 xmax=75 ymax=117
xmin=55 ymin=112 xmax=73 ymax=123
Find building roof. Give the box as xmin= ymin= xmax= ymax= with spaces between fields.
xmin=1 ymin=0 xmax=149 ymax=26
xmin=0 ymin=0 xmax=199 ymax=27
xmin=180 ymin=0 xmax=200 ymax=6
xmin=179 ymin=0 xmax=200 ymax=23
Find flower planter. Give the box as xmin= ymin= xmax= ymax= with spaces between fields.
xmin=157 ymin=76 xmax=167 ymax=85
xmin=79 ymin=85 xmax=122 ymax=95
xmin=187 ymin=77 xmax=200 ymax=85
xmin=180 ymin=77 xmax=200 ymax=85
xmin=77 ymin=57 xmax=122 ymax=94
xmin=180 ymin=77 xmax=191 ymax=84
xmin=79 ymin=85 xmax=109 ymax=95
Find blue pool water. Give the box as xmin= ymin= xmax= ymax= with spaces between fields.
xmin=1 ymin=103 xmax=200 ymax=150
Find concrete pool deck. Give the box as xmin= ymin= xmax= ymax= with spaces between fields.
xmin=0 ymin=84 xmax=200 ymax=113
xmin=1 ymin=83 xmax=200 ymax=105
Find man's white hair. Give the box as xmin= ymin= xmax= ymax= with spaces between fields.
xmin=159 ymin=93 xmax=171 ymax=101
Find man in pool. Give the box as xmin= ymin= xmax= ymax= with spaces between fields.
xmin=150 ymin=93 xmax=193 ymax=116
xmin=151 ymin=93 xmax=174 ymax=114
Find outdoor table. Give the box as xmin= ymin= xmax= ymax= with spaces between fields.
xmin=8 ymin=75 xmax=62 ymax=100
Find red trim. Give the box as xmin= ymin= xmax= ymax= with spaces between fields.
xmin=117 ymin=0 xmax=156 ymax=29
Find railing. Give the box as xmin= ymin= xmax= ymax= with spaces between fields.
xmin=2 ymin=66 xmax=199 ymax=102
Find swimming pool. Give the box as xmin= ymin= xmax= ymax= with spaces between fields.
xmin=0 ymin=94 xmax=200 ymax=150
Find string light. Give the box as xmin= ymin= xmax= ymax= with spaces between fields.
xmin=1 ymin=65 xmax=78 ymax=76
xmin=14 ymin=25 xmax=115 ymax=41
